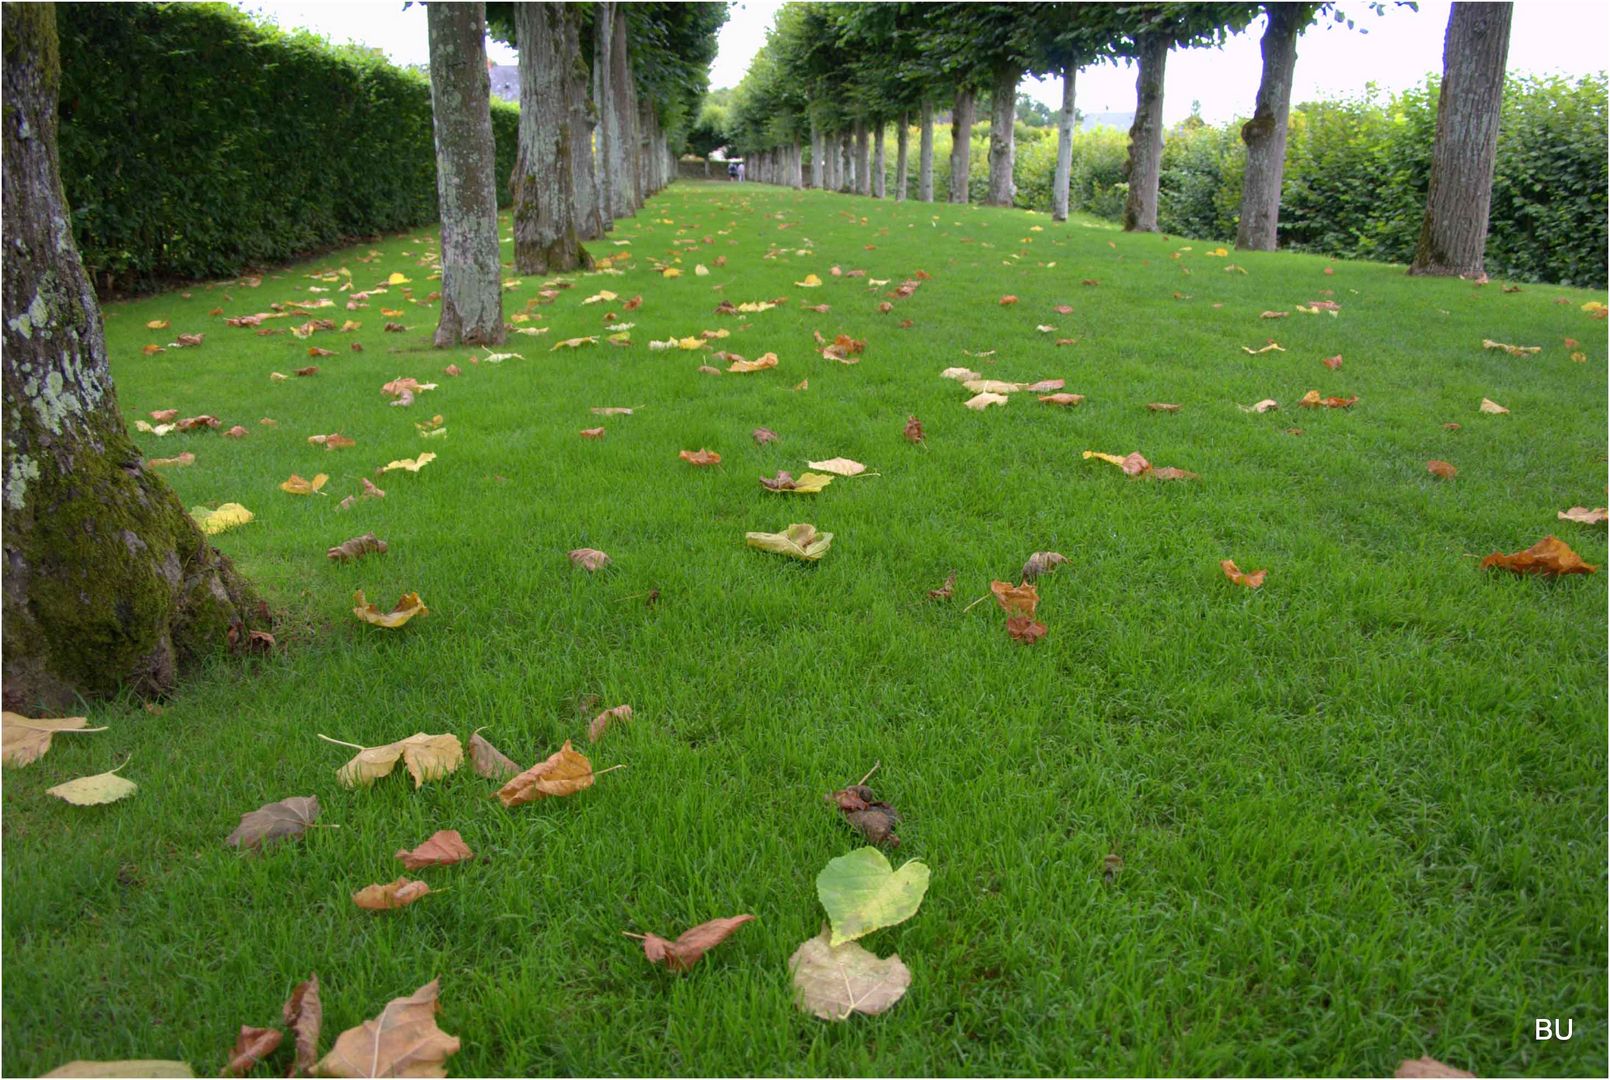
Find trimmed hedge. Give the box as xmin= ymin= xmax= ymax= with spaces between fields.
xmin=57 ymin=2 xmax=520 ymax=294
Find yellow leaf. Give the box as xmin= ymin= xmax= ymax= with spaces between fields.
xmin=497 ymin=739 xmax=598 ymax=807
xmin=745 ymin=522 xmax=834 ymax=561
xmin=352 ymin=590 xmax=430 ymax=630
xmin=806 ymin=457 xmax=866 ymax=477
xmin=2 ymin=713 xmax=106 ymax=767
xmin=190 ymin=502 xmax=254 ymax=534
xmin=47 ymin=761 xmax=136 ymax=805
xmin=678 ymin=336 xmax=706 ymax=350
xmin=961 ymin=379 xmax=1022 ymax=394
xmin=330 ymin=730 xmax=459 ymax=788
xmin=795 ymin=274 xmax=823 ymax=287
xmin=146 ymin=319 xmax=170 ymax=329
xmin=43 ymin=1062 xmax=194 ymax=1077
xmin=695 ymin=264 xmax=710 ymax=276
xmin=1082 ymin=451 xmax=1127 ymax=467
xmin=381 ymin=452 xmax=437 ymax=473
xmin=788 ymin=472 xmax=835 ymax=493
xmin=279 ymin=473 xmax=329 ymax=495
xmin=662 ymin=267 xmax=682 ymax=278
xmin=1479 ymin=397 xmax=1510 ymax=415
xmin=963 ymin=392 xmax=1008 ymax=410
xmin=550 ymin=336 xmax=599 ymax=351
xmin=729 ymin=353 xmax=779 ymax=373
xmin=386 ymin=272 xmax=411 ymax=285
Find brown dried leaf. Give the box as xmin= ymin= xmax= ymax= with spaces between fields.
xmin=679 ymin=449 xmax=721 ymax=466
xmin=990 ymin=580 xmax=1039 ymax=617
xmin=903 ymin=416 xmax=924 ymax=444
xmin=395 ymin=829 xmax=473 ymax=869
xmin=146 ymin=452 xmax=195 ymax=469
xmin=1559 ymin=506 xmax=1609 ymax=525
xmin=1426 ymin=460 xmax=1457 ymax=479
xmin=150 ymin=408 xmax=179 ymax=422
xmin=1480 ymin=535 xmax=1597 ymax=576
xmin=1038 ymin=393 xmax=1084 ymax=406
xmin=1020 ymin=552 xmax=1067 ymax=582
xmin=1006 ymin=614 xmax=1047 ymax=644
xmin=579 ymin=426 xmax=605 ymax=439
xmin=998 ymin=295 xmax=1018 ymax=306
xmin=1023 ymin=379 xmax=1065 ymax=393
xmin=283 ymin=975 xmax=321 ymax=1077
xmin=752 ymin=427 xmax=780 ymax=445
xmin=1478 ymin=397 xmax=1509 ymax=414
xmin=177 ymin=414 xmax=221 ymax=431
xmin=1394 ymin=1057 xmax=1474 ymax=1079
xmin=789 ymin=929 xmax=910 ymax=1020
xmin=587 ymin=704 xmax=632 ymax=743
xmin=224 ymin=425 xmax=248 ymax=438
xmin=927 ymin=570 xmax=956 ymax=600
xmin=352 ymin=876 xmax=431 ymax=911
xmin=468 ymin=729 xmax=520 ymax=779
xmin=312 ymin=979 xmax=458 ymax=1078
xmin=497 ymin=740 xmax=596 ymax=807
xmin=640 ymin=915 xmax=755 ymax=972
xmin=1147 ymin=402 xmax=1181 ymax=413
xmin=828 ymin=783 xmax=902 ymax=846
xmin=1322 ymin=354 xmax=1343 ymax=369
xmin=1221 ymin=559 xmax=1267 ymax=588
xmin=568 ymin=548 xmax=611 ymax=572
xmin=225 ymin=1027 xmax=281 ymax=1077
xmin=226 ymin=795 xmax=320 ymax=849
xmin=327 ymin=533 xmax=386 ymax=562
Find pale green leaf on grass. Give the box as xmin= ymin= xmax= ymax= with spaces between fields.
xmin=816 ymin=846 xmax=930 ymax=945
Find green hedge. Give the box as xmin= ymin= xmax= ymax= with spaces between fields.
xmin=57 ymin=2 xmax=520 ymax=294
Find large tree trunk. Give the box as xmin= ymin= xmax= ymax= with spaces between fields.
xmin=427 ymin=1 xmax=505 ymax=347
xmin=2 ymin=4 xmax=257 ymax=712
xmin=619 ymin=22 xmax=643 ymax=212
xmin=792 ymin=139 xmax=804 ymax=188
xmin=592 ymin=2 xmax=614 ymax=233
xmin=853 ymin=121 xmax=870 ymax=195
xmin=1236 ymin=4 xmax=1303 ymax=251
xmin=919 ymin=100 xmax=935 ymax=202
xmin=1053 ymin=64 xmax=1076 ymax=222
xmin=1122 ymin=32 xmax=1168 ymax=232
xmin=1411 ymin=2 xmax=1513 ymax=277
xmin=949 ymin=88 xmax=975 ymax=204
xmin=872 ymin=121 xmax=886 ymax=197
xmin=810 ymin=122 xmax=824 ymax=188
xmin=606 ymin=4 xmax=636 ymax=219
xmin=895 ymin=113 xmax=909 ymax=201
xmin=987 ymin=65 xmax=1020 ymax=206
xmin=513 ymin=3 xmax=589 ymax=273
xmin=565 ymin=7 xmax=602 ymax=241
xmin=839 ymin=131 xmax=853 ymax=193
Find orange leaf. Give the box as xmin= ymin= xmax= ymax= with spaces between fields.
xmin=352 ymin=876 xmax=431 ymax=911
xmin=395 ymin=829 xmax=474 ymax=869
xmin=1480 ymin=535 xmax=1597 ymax=576
xmin=638 ymin=914 xmax=755 ymax=972
xmin=580 ymin=426 xmax=606 ymax=439
xmin=226 ymin=1026 xmax=282 ymax=1077
xmin=1426 ymin=459 xmax=1457 ymax=479
xmin=1005 ymin=614 xmax=1046 ymax=644
xmin=1221 ymin=559 xmax=1267 ymax=588
xmin=990 ymin=580 xmax=1038 ymax=617
xmin=998 ymin=295 xmax=1018 ymax=306
xmin=587 ymin=704 xmax=632 ymax=743
xmin=1039 ymin=393 xmax=1084 ymax=406
xmin=497 ymin=740 xmax=596 ymax=807
xmin=679 ymin=449 xmax=721 ymax=466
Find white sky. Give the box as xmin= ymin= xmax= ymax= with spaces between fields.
xmin=237 ymin=0 xmax=1606 ymax=124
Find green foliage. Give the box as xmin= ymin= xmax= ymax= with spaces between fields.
xmin=1016 ymin=92 xmax=1055 ymax=127
xmin=55 ymin=2 xmax=520 ymax=294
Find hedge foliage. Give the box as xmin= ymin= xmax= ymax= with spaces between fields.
xmin=57 ymin=3 xmax=520 ymax=294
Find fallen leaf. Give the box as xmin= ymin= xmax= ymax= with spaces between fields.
xmin=280 ymin=473 xmax=329 ymax=496
xmin=352 ymin=590 xmax=430 ymax=631
xmin=1241 ymin=399 xmax=1279 ymax=413
xmin=176 ymin=414 xmax=220 ymax=431
xmin=1221 ymin=559 xmax=1267 ymax=588
xmin=588 ymin=704 xmax=632 ymax=743
xmin=396 ymin=830 xmax=474 ymax=869
xmin=381 ymin=452 xmax=436 ymax=473
xmin=226 ymin=795 xmax=321 ymax=849
xmin=679 ymin=449 xmax=721 ymax=466
xmin=1481 ymin=338 xmax=1541 ymax=357
xmin=308 ymin=433 xmax=356 ymax=450
xmin=789 ymin=928 xmax=910 ymax=1021
xmin=142 ymin=344 xmax=166 ymax=356
xmin=468 ymin=730 xmax=520 ymax=779
xmin=224 ymin=425 xmax=248 ymax=438
xmin=1478 ymin=397 xmax=1509 ymax=415
xmin=806 ymin=457 xmax=866 ymax=477
xmin=1023 ymin=379 xmax=1065 ymax=393
xmin=497 ymin=740 xmax=597 ymax=807
xmin=312 ymin=979 xmax=458 ymax=1077
xmin=729 ymin=352 xmax=778 ymax=373
xmin=591 ymin=406 xmax=633 ymax=417
xmin=1260 ymin=310 xmax=1288 ymax=319
xmin=1006 ymin=614 xmax=1047 ymax=644
xmin=903 ymin=416 xmax=924 ymax=444
xmin=1021 ymin=552 xmax=1068 ymax=582
xmin=283 ymin=975 xmax=321 ymax=1077
xmin=226 ymin=1027 xmax=282 ymax=1077
xmin=962 ymin=379 xmax=1022 ymax=394
xmin=2 ymin=713 xmax=106 ymax=767
xmin=190 ymin=503 xmax=254 ymax=535
xmin=745 ymin=522 xmax=834 ymax=561
xmin=990 ymin=580 xmax=1039 ymax=616
xmin=939 ymin=367 xmax=981 ymax=381
xmin=998 ymin=295 xmax=1018 ymax=306
xmin=136 ymin=420 xmax=176 ymax=436
xmin=1426 ymin=460 xmax=1457 ymax=479
xmin=1558 ymin=506 xmax=1608 ymax=525
xmin=47 ymin=761 xmax=137 ymax=805
xmin=1082 ymin=451 xmax=1153 ymax=476
xmin=568 ymin=548 xmax=611 ymax=572
xmin=816 ymin=846 xmax=930 ymax=945
xmin=1147 ymin=402 xmax=1181 ymax=413
xmin=927 ymin=571 xmax=956 ymax=600
xmin=1038 ymin=393 xmax=1084 ymax=406
xmin=328 ymin=533 xmax=387 ymax=562
xmin=362 ymin=478 xmax=386 ymax=499
xmin=828 ymin=783 xmax=901 ymax=846
xmin=147 ymin=449 xmax=195 ymax=467
xmin=696 ymin=364 xmax=722 ymax=376
xmin=1241 ymin=342 xmax=1285 ymax=354
xmin=43 ymin=1062 xmax=194 ymax=1077
xmin=1394 ymin=1057 xmax=1474 ymax=1079
xmin=637 ymin=915 xmax=754 ymax=972
xmin=331 ymin=730 xmax=459 ymax=788
xmin=1298 ymin=390 xmax=1357 ymax=408
xmin=964 ymin=392 xmax=1008 ymax=410
xmin=795 ymin=274 xmax=822 ymax=287
xmin=753 ymin=427 xmax=780 ymax=444
xmin=1322 ymin=354 xmax=1343 ymax=369
xmin=1480 ymin=535 xmax=1597 ymax=576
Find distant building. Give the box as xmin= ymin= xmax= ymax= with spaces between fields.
xmin=489 ymin=64 xmax=519 ymax=102
xmin=1080 ymin=110 xmax=1135 ymax=132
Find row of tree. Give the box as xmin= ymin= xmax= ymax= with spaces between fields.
xmin=723 ymin=2 xmax=1515 ymax=278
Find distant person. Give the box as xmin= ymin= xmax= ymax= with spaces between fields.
xmin=737 ymin=161 xmax=746 ymax=182
xmin=728 ymin=161 xmax=738 ymax=181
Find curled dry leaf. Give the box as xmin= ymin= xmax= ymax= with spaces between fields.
xmin=990 ymin=580 xmax=1039 ymax=616
xmin=150 ymin=408 xmax=178 ymax=422
xmin=1023 ymin=379 xmax=1065 ymax=393
xmin=332 ymin=731 xmax=461 ymax=788
xmin=177 ymin=414 xmax=220 ymax=431
xmin=381 ymin=452 xmax=436 ymax=473
xmin=1083 ymin=451 xmax=1152 ymax=477
xmin=746 ymin=522 xmax=833 ymax=561
xmin=729 ymin=352 xmax=778 ymax=373
xmin=1241 ymin=399 xmax=1279 ymax=413
xmin=568 ymin=548 xmax=611 ymax=572
xmin=903 ymin=416 xmax=924 ymax=444
xmin=146 ymin=453 xmax=195 ymax=473
xmin=1039 ymin=393 xmax=1084 ymax=407
xmin=1298 ymin=390 xmax=1357 ymax=408
xmin=1221 ymin=559 xmax=1267 ymax=588
xmin=312 ymin=979 xmax=458 ymax=1078
xmin=927 ymin=570 xmax=956 ymax=600
xmin=308 ymin=433 xmax=356 ymax=450
xmin=1260 ymin=310 xmax=1288 ymax=319
xmin=352 ymin=590 xmax=428 ymax=629
xmin=2 ymin=712 xmax=105 ymax=767
xmin=1426 ymin=460 xmax=1457 ymax=479
xmin=964 ymin=392 xmax=1008 ymax=410
xmin=47 ymin=762 xmax=137 ymax=806
xmin=1478 ymin=397 xmax=1509 ymax=415
xmin=1322 ymin=354 xmax=1343 ymax=369
xmin=579 ymin=427 xmax=604 ymax=442
xmin=1394 ymin=1057 xmax=1474 ymax=1079
xmin=1242 ymin=342 xmax=1285 ymax=354
xmin=1147 ymin=403 xmax=1182 ymax=413
xmin=963 ymin=379 xmax=1022 ymax=395
xmin=939 ymin=367 xmax=981 ymax=381
xmin=444 ymin=363 xmax=462 ymax=377
xmin=395 ymin=829 xmax=474 ymax=870
xmin=1480 ymin=535 xmax=1597 ymax=576
xmin=43 ymin=1062 xmax=194 ymax=1078
xmin=361 ymin=478 xmax=386 ymax=499
xmin=226 ymin=1027 xmax=282 ymax=1077
xmin=1021 ymin=551 xmax=1068 ymax=582
xmin=1102 ymin=853 xmax=1124 ymax=883
xmin=469 ymin=729 xmax=520 ymax=779
xmin=696 ymin=364 xmax=722 ymax=376
xmin=283 ymin=975 xmax=321 ymax=1078
xmin=998 ymin=295 xmax=1018 ymax=306
xmin=497 ymin=739 xmax=596 ymax=807
xmin=829 ymin=783 xmax=900 ymax=846
xmin=1558 ymin=506 xmax=1609 ymax=525
xmin=679 ymin=449 xmax=721 ymax=466
xmin=752 ymin=427 xmax=780 ymax=445
xmin=789 ymin=928 xmax=910 ymax=1021
xmin=592 ymin=406 xmax=633 ymax=416
xmin=1481 ymin=338 xmax=1541 ymax=357
xmin=638 ymin=915 xmax=755 ymax=972
xmin=327 ymin=533 xmax=386 ymax=562
xmin=226 ymin=795 xmax=320 ymax=849
xmin=224 ymin=425 xmax=248 ymax=438
xmin=817 ymin=846 xmax=930 ymax=945
xmin=1006 ymin=615 xmax=1047 ymax=644
xmin=280 ymin=473 xmax=329 ymax=496
xmin=588 ymin=704 xmax=632 ymax=742
xmin=760 ymin=471 xmax=833 ymax=493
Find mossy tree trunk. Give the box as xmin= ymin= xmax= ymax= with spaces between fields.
xmin=918 ymin=100 xmax=934 ymax=202
xmin=986 ymin=64 xmax=1020 ymax=207
xmin=426 ymin=0 xmax=505 ymax=347
xmin=605 ymin=3 xmax=637 ymax=220
xmin=512 ymin=2 xmax=589 ymax=274
xmin=1410 ymin=2 xmax=1513 ymax=278
xmin=1122 ymin=32 xmax=1168 ymax=232
xmin=564 ymin=6 xmax=603 ymax=242
xmin=949 ymin=88 xmax=975 ymax=204
xmin=2 ymin=3 xmax=257 ymax=712
xmin=591 ymin=4 xmax=614 ymax=233
xmin=1235 ymin=3 xmax=1304 ymax=251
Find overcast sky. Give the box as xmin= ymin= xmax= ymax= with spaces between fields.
xmin=237 ymin=0 xmax=1607 ymax=125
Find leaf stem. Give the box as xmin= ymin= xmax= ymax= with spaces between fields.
xmin=316 ymin=733 xmax=368 ymax=751
xmin=960 ymin=593 xmax=990 ymax=613
xmin=856 ymin=761 xmax=881 ymax=787
xmin=590 ymin=764 xmax=628 ymax=779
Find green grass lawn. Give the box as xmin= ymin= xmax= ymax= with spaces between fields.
xmin=4 ymin=180 xmax=1606 ymax=1077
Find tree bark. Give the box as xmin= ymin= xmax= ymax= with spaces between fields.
xmin=853 ymin=121 xmax=870 ymax=195
xmin=427 ymin=1 xmax=505 ymax=347
xmin=839 ymin=131 xmax=853 ymax=193
xmin=513 ymin=3 xmax=589 ymax=274
xmin=1122 ymin=32 xmax=1168 ymax=232
xmin=592 ymin=2 xmax=614 ymax=233
xmin=895 ymin=113 xmax=909 ymax=201
xmin=3 ymin=3 xmax=258 ymax=711
xmin=1236 ymin=4 xmax=1304 ymax=251
xmin=1053 ymin=63 xmax=1076 ymax=222
xmin=606 ymin=4 xmax=637 ymax=218
xmin=810 ymin=122 xmax=824 ymax=188
xmin=919 ymin=100 xmax=935 ymax=202
xmin=791 ymin=139 xmax=804 ymax=188
xmin=949 ymin=87 xmax=975 ymax=204
xmin=987 ymin=65 xmax=1021 ymax=206
xmin=872 ymin=121 xmax=886 ymax=197
xmin=1411 ymin=2 xmax=1513 ymax=277
xmin=565 ymin=6 xmax=602 ymax=242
